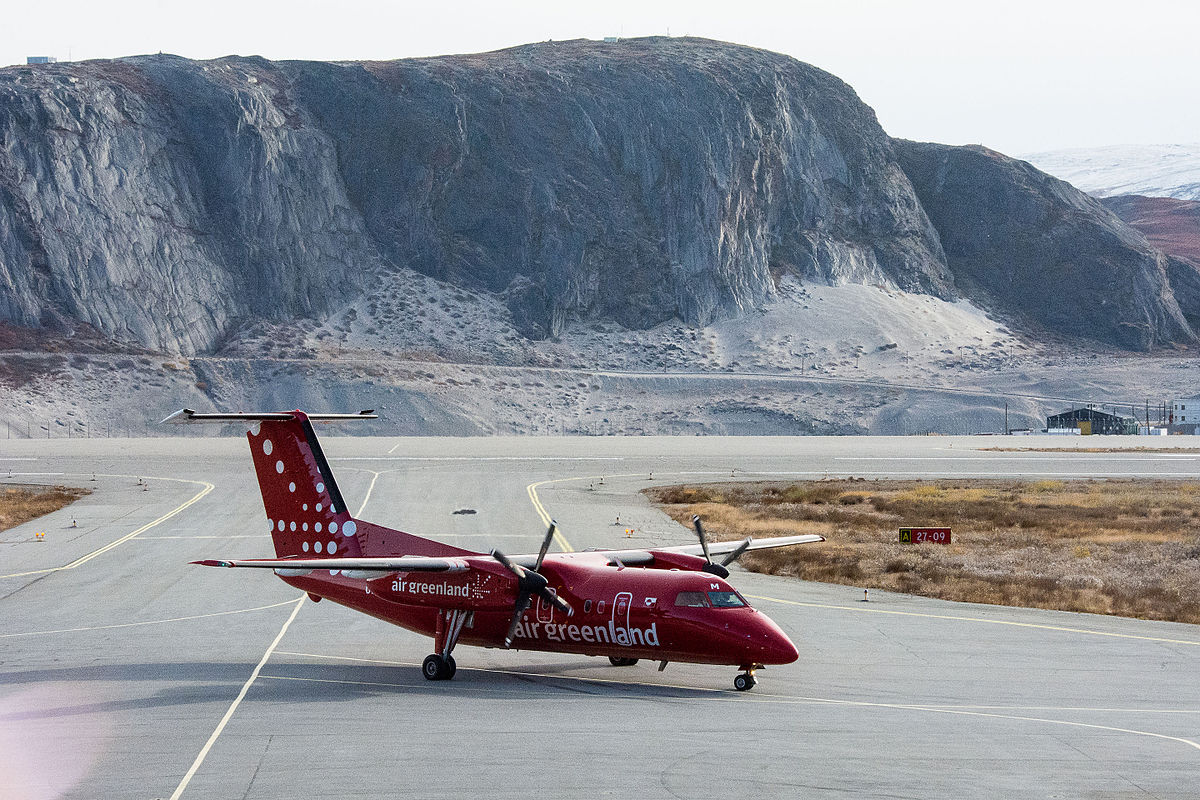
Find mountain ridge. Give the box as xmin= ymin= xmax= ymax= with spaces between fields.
xmin=0 ymin=37 xmax=1195 ymax=373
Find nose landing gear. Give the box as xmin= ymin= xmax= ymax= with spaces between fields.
xmin=734 ymin=664 xmax=762 ymax=691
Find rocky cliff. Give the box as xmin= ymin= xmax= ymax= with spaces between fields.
xmin=0 ymin=57 xmax=379 ymax=353
xmin=0 ymin=38 xmax=1193 ymax=357
xmin=893 ymin=141 xmax=1193 ymax=350
xmin=1103 ymin=195 xmax=1200 ymax=331
xmin=0 ymin=38 xmax=952 ymax=353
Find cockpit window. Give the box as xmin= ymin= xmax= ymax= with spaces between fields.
xmin=706 ymin=591 xmax=746 ymax=608
xmin=674 ymin=591 xmax=710 ymax=607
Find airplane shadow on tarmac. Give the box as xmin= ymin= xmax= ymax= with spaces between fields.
xmin=0 ymin=660 xmax=717 ymax=721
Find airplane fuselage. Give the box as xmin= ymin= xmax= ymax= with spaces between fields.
xmin=280 ymin=552 xmax=799 ymax=669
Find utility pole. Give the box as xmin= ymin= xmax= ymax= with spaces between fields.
xmin=1004 ymin=402 xmax=1009 ymax=435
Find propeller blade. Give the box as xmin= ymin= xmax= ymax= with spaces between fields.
xmin=692 ymin=515 xmax=712 ymax=564
xmin=490 ymin=548 xmax=524 ymax=579
xmin=534 ymin=520 xmax=557 ymax=571
xmin=504 ymin=591 xmax=533 ymax=647
xmin=539 ymin=587 xmax=574 ymax=617
xmin=720 ymin=537 xmax=753 ymax=567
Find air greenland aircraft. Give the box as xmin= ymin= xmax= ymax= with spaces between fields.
xmin=166 ymin=408 xmax=824 ymax=691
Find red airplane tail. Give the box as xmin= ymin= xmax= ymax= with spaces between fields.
xmin=163 ymin=409 xmax=476 ymax=559
xmin=246 ymin=413 xmax=366 ymax=559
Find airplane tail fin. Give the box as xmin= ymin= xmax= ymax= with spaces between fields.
xmin=163 ymin=409 xmax=476 ymax=559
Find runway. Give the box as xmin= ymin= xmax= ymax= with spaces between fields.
xmin=1 ymin=435 xmax=1198 ymax=799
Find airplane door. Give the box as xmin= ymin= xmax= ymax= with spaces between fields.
xmin=612 ymin=591 xmax=632 ymax=631
xmin=537 ymin=594 xmax=554 ymax=624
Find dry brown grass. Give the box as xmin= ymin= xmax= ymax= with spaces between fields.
xmin=0 ymin=485 xmax=91 ymax=532
xmin=648 ymin=479 xmax=1200 ymax=624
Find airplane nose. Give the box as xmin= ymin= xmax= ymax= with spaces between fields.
xmin=746 ymin=612 xmax=799 ymax=665
xmin=766 ymin=627 xmax=800 ymax=664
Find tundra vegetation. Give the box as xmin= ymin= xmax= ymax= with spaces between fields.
xmin=649 ymin=479 xmax=1200 ymax=624
xmin=0 ymin=485 xmax=91 ymax=531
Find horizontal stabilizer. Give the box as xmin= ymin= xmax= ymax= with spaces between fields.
xmin=162 ymin=408 xmax=377 ymax=424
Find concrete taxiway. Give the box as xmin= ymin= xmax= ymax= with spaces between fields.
xmin=1 ymin=435 xmax=1198 ymax=799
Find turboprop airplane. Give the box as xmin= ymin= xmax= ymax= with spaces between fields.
xmin=165 ymin=408 xmax=824 ymax=691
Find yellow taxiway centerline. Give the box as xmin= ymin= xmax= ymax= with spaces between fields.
xmin=0 ymin=474 xmax=214 ymax=579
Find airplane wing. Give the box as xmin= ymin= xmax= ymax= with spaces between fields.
xmin=660 ymin=534 xmax=826 ymax=556
xmin=583 ymin=534 xmax=826 ymax=566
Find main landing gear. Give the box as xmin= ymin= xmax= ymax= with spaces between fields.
xmin=424 ymin=609 xmax=471 ymax=681
xmin=734 ymin=665 xmax=762 ymax=692
xmin=423 ymin=654 xmax=457 ymax=680
xmin=609 ymin=656 xmax=639 ymax=667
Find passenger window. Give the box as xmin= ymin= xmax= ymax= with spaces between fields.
xmin=583 ymin=599 xmax=593 ymax=613
xmin=597 ymin=600 xmax=606 ymax=614
xmin=674 ymin=591 xmax=710 ymax=607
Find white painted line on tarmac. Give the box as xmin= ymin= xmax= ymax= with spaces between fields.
xmin=134 ymin=535 xmax=268 ymax=540
xmin=839 ymin=456 xmax=1200 ymax=461
xmin=167 ymin=597 xmax=305 ymax=800
xmin=269 ymin=650 xmax=1200 ymax=752
xmin=747 ymin=594 xmax=1200 ymax=647
xmin=168 ymin=467 xmax=388 ymax=798
xmin=0 ymin=475 xmax=214 ymax=579
xmin=712 ymin=471 xmax=1200 ymax=478
xmin=779 ymin=696 xmax=1200 ymax=753
xmin=0 ymin=598 xmax=300 ymax=638
xmin=337 ymin=456 xmax=627 ymax=462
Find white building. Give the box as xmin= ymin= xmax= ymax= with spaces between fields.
xmin=1170 ymin=397 xmax=1200 ymax=434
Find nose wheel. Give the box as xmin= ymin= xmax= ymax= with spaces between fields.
xmin=734 ymin=670 xmax=757 ymax=692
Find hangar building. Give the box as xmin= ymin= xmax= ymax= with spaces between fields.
xmin=1046 ymin=407 xmax=1138 ymax=435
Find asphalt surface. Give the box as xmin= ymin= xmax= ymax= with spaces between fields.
xmin=1 ymin=434 xmax=1198 ymax=799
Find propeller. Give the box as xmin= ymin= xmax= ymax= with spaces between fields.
xmin=691 ymin=515 xmax=751 ymax=578
xmin=493 ymin=520 xmax=573 ymax=647
xmin=720 ymin=537 xmax=753 ymax=567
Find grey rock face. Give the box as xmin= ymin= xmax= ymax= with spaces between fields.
xmin=893 ymin=140 xmax=1193 ymax=351
xmin=0 ymin=39 xmax=949 ymax=351
xmin=290 ymin=38 xmax=952 ymax=337
xmin=0 ymin=56 xmax=375 ymax=353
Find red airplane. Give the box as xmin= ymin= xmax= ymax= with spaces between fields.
xmin=166 ymin=409 xmax=824 ymax=691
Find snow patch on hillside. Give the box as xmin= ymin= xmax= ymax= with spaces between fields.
xmin=1023 ymin=144 xmax=1200 ymax=201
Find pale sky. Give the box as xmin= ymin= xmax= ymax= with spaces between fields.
xmin=1 ymin=0 xmax=1196 ymax=154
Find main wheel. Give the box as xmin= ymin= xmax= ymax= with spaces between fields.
xmin=609 ymin=657 xmax=639 ymax=667
xmin=422 ymin=654 xmax=449 ymax=681
xmin=445 ymin=655 xmax=457 ymax=679
xmin=733 ymin=673 xmax=756 ymax=692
